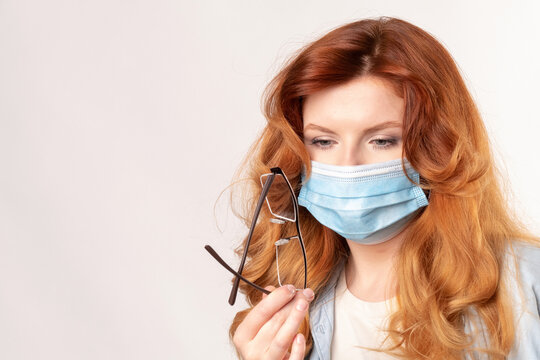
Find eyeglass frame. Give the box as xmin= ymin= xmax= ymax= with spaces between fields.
xmin=204 ymin=167 xmax=307 ymax=306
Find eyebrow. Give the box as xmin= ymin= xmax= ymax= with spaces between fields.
xmin=303 ymin=121 xmax=402 ymax=135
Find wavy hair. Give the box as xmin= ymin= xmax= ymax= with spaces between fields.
xmin=224 ymin=16 xmax=537 ymax=359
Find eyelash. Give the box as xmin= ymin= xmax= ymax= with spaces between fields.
xmin=310 ymin=139 xmax=334 ymax=150
xmin=309 ymin=138 xmax=398 ymax=151
xmin=371 ymin=138 xmax=398 ymax=150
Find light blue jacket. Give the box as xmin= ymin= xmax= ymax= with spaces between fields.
xmin=305 ymin=241 xmax=540 ymax=359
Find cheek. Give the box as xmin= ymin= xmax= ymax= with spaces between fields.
xmin=304 ymin=144 xmax=318 ymax=160
xmin=363 ymin=145 xmax=403 ymax=164
xmin=304 ymin=146 xmax=341 ymax=164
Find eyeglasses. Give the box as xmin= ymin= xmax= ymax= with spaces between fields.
xmin=204 ymin=167 xmax=307 ymax=305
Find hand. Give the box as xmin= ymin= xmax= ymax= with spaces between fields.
xmin=232 ymin=284 xmax=315 ymax=360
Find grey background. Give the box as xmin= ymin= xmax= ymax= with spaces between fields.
xmin=0 ymin=0 xmax=539 ymax=359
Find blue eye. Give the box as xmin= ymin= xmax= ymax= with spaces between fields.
xmin=307 ymin=137 xmax=398 ymax=151
xmin=310 ymin=138 xmax=334 ymax=150
xmin=370 ymin=138 xmax=397 ymax=150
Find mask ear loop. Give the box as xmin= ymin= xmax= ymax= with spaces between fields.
xmin=396 ymin=158 xmax=432 ymax=202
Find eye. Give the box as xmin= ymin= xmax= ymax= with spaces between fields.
xmin=310 ymin=138 xmax=335 ymax=150
xmin=370 ymin=137 xmax=397 ymax=150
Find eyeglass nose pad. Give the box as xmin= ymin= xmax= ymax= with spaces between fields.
xmin=275 ymin=239 xmax=290 ymax=246
xmin=270 ymin=218 xmax=286 ymax=224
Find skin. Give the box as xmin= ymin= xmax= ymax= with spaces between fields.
xmin=302 ymin=75 xmax=406 ymax=302
xmin=233 ymin=75 xmax=406 ymax=359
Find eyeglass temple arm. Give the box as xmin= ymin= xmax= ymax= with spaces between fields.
xmin=228 ymin=172 xmax=276 ymax=305
xmin=296 ymin=212 xmax=308 ymax=290
xmin=205 ymin=245 xmax=271 ymax=296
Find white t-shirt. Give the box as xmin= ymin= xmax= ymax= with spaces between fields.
xmin=330 ymin=268 xmax=400 ymax=359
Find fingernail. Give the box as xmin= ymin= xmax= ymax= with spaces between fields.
xmin=296 ymin=299 xmax=308 ymax=311
xmin=286 ymin=284 xmax=296 ymax=295
xmin=303 ymin=288 xmax=314 ymax=301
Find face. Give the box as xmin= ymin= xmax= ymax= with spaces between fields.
xmin=302 ymin=75 xmax=404 ymax=166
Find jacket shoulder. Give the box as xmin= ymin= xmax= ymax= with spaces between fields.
xmin=508 ymin=240 xmax=540 ymax=289
xmin=505 ymin=240 xmax=540 ymax=358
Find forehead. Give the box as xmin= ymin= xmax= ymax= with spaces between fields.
xmin=302 ymin=76 xmax=404 ymax=131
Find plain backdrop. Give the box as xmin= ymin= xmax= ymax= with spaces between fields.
xmin=0 ymin=0 xmax=539 ymax=359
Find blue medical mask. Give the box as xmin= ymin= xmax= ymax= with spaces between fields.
xmin=298 ymin=158 xmax=429 ymax=245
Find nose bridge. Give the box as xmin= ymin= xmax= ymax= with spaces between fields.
xmin=340 ymin=141 xmax=363 ymax=166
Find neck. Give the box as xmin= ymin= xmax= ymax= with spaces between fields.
xmin=344 ymin=228 xmax=407 ymax=302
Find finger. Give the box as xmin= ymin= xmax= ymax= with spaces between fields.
xmin=253 ymin=288 xmax=315 ymax=348
xmin=301 ymin=288 xmax=315 ymax=303
xmin=265 ymin=298 xmax=310 ymax=359
xmin=262 ymin=285 xmax=276 ymax=300
xmin=234 ymin=284 xmax=296 ymax=344
xmin=288 ymin=333 xmax=306 ymax=360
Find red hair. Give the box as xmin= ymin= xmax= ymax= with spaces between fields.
xmin=225 ymin=16 xmax=538 ymax=359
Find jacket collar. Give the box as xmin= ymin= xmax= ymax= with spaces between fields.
xmin=308 ymin=258 xmax=346 ymax=360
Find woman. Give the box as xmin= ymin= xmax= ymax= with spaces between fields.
xmin=226 ymin=16 xmax=540 ymax=359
